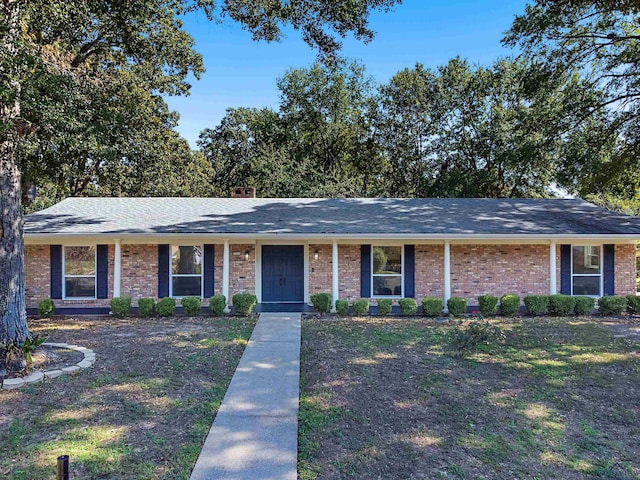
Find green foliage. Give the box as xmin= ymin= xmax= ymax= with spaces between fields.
xmin=37 ymin=299 xmax=55 ymax=318
xmin=548 ymin=294 xmax=577 ymax=316
xmin=500 ymin=294 xmax=520 ymax=316
xmin=445 ymin=321 xmax=506 ymax=358
xmin=626 ymin=295 xmax=640 ymax=315
xmin=422 ymin=297 xmax=443 ymax=317
xmin=477 ymin=295 xmax=498 ymax=317
xmin=209 ymin=295 xmax=226 ymax=316
xmin=310 ymin=293 xmax=332 ymax=314
xmin=398 ymin=298 xmax=417 ymax=316
xmin=181 ymin=297 xmax=201 ymax=316
xmin=22 ymin=335 xmax=48 ymax=366
xmin=137 ymin=298 xmax=155 ymax=318
xmin=524 ymin=295 xmax=549 ymax=316
xmin=352 ymin=299 xmax=370 ymax=316
xmin=598 ymin=296 xmax=628 ymax=316
xmin=574 ymin=296 xmax=596 ymax=316
xmin=110 ymin=297 xmax=132 ymax=319
xmin=447 ymin=297 xmax=467 ymax=317
xmin=232 ymin=293 xmax=257 ymax=316
xmin=157 ymin=298 xmax=176 ymax=317
xmin=377 ymin=298 xmax=393 ymax=316
xmin=335 ymin=299 xmax=349 ymax=315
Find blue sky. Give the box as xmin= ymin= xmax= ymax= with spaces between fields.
xmin=166 ymin=0 xmax=530 ymax=148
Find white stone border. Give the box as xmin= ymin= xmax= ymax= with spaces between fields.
xmin=1 ymin=343 xmax=96 ymax=390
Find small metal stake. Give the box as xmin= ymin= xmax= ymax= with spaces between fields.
xmin=57 ymin=455 xmax=69 ymax=480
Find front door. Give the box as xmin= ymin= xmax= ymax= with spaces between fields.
xmin=261 ymin=245 xmax=304 ymax=302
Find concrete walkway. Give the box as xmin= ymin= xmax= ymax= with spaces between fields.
xmin=190 ymin=312 xmax=301 ymax=480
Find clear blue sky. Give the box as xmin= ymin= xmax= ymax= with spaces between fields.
xmin=165 ymin=0 xmax=530 ymax=148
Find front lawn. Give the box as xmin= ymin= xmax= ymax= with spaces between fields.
xmin=299 ymin=317 xmax=640 ymax=479
xmin=0 ymin=315 xmax=255 ymax=479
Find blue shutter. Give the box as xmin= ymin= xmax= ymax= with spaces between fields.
xmin=96 ymin=245 xmax=109 ymax=298
xmin=404 ymin=245 xmax=415 ymax=298
xmin=50 ymin=245 xmax=62 ymax=299
xmin=560 ymin=244 xmax=571 ymax=295
xmin=158 ymin=244 xmax=170 ymax=298
xmin=360 ymin=245 xmax=371 ymax=298
xmin=603 ymin=244 xmax=615 ymax=296
xmin=204 ymin=244 xmax=215 ymax=298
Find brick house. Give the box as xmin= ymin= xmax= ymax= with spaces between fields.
xmin=23 ymin=194 xmax=640 ymax=314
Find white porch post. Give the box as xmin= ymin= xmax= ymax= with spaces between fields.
xmin=113 ymin=239 xmax=122 ymax=298
xmin=331 ymin=240 xmax=339 ymax=313
xmin=223 ymin=240 xmax=230 ymax=312
xmin=549 ymin=241 xmax=557 ymax=294
xmin=444 ymin=241 xmax=451 ymax=312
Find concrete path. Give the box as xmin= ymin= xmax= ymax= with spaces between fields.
xmin=190 ymin=312 xmax=301 ymax=480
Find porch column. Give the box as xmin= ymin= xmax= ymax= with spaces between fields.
xmin=331 ymin=240 xmax=339 ymax=313
xmin=444 ymin=241 xmax=451 ymax=312
xmin=222 ymin=240 xmax=230 ymax=312
xmin=549 ymin=241 xmax=557 ymax=294
xmin=113 ymin=239 xmax=122 ymax=298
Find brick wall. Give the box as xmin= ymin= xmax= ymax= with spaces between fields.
xmin=25 ymin=245 xmax=50 ymax=307
xmin=309 ymin=244 xmax=332 ymax=296
xmin=230 ymin=244 xmax=255 ymax=298
xmin=416 ymin=245 xmax=444 ymax=299
xmin=338 ymin=245 xmax=361 ymax=301
xmin=121 ymin=244 xmax=157 ymax=305
xmin=615 ymin=243 xmax=637 ymax=295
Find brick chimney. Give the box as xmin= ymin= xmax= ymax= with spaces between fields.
xmin=231 ymin=187 xmax=256 ymax=198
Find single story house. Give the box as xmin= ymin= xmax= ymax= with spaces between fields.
xmin=23 ymin=190 xmax=640 ymax=314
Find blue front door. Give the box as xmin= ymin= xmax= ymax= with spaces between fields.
xmin=262 ymin=245 xmax=304 ymax=302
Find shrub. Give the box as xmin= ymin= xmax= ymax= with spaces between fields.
xmin=574 ymin=296 xmax=595 ymax=316
xmin=524 ymin=295 xmax=549 ymax=316
xmin=445 ymin=321 xmax=506 ymax=358
xmin=157 ymin=297 xmax=176 ymax=317
xmin=500 ymin=294 xmax=520 ymax=316
xmin=352 ymin=299 xmax=370 ymax=316
xmin=626 ymin=295 xmax=640 ymax=315
xmin=377 ymin=298 xmax=393 ymax=316
xmin=37 ymin=299 xmax=55 ymax=318
xmin=422 ymin=297 xmax=443 ymax=317
xmin=110 ymin=296 xmax=132 ymax=318
xmin=598 ymin=296 xmax=628 ymax=316
xmin=447 ymin=297 xmax=467 ymax=317
xmin=209 ymin=295 xmax=226 ymax=316
xmin=399 ymin=298 xmax=418 ymax=316
xmin=181 ymin=296 xmax=201 ymax=316
xmin=478 ymin=295 xmax=498 ymax=317
xmin=138 ymin=298 xmax=155 ymax=317
xmin=310 ymin=293 xmax=332 ymax=314
xmin=335 ymin=299 xmax=349 ymax=315
xmin=548 ymin=294 xmax=577 ymax=316
xmin=232 ymin=293 xmax=257 ymax=315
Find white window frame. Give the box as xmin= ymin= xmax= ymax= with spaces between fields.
xmin=62 ymin=246 xmax=97 ymax=300
xmin=169 ymin=244 xmax=204 ymax=299
xmin=371 ymin=245 xmax=404 ymax=298
xmin=571 ymin=244 xmax=603 ymax=297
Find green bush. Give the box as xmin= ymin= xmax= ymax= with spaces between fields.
xmin=310 ymin=293 xmax=332 ymax=314
xmin=477 ymin=295 xmax=498 ymax=317
xmin=37 ymin=299 xmax=55 ymax=318
xmin=598 ymin=296 xmax=628 ymax=316
xmin=157 ymin=297 xmax=176 ymax=317
xmin=377 ymin=298 xmax=393 ymax=316
xmin=422 ymin=297 xmax=443 ymax=317
xmin=335 ymin=299 xmax=349 ymax=315
xmin=398 ymin=298 xmax=417 ymax=316
xmin=445 ymin=320 xmax=506 ymax=358
xmin=232 ymin=293 xmax=257 ymax=315
xmin=500 ymin=294 xmax=520 ymax=316
xmin=137 ymin=298 xmax=155 ymax=317
xmin=524 ymin=295 xmax=549 ymax=316
xmin=548 ymin=294 xmax=577 ymax=316
xmin=209 ymin=295 xmax=226 ymax=316
xmin=181 ymin=296 xmax=201 ymax=316
xmin=447 ymin=297 xmax=467 ymax=317
xmin=626 ymin=295 xmax=640 ymax=315
xmin=574 ymin=296 xmax=595 ymax=316
xmin=110 ymin=296 xmax=132 ymax=318
xmin=352 ymin=299 xmax=370 ymax=316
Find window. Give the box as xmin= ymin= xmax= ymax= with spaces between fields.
xmin=171 ymin=245 xmax=203 ymax=297
xmin=64 ymin=246 xmax=96 ymax=299
xmin=572 ymin=245 xmax=601 ymax=296
xmin=372 ymin=246 xmax=403 ymax=297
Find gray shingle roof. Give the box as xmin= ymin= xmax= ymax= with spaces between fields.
xmin=23 ymin=197 xmax=640 ymax=237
